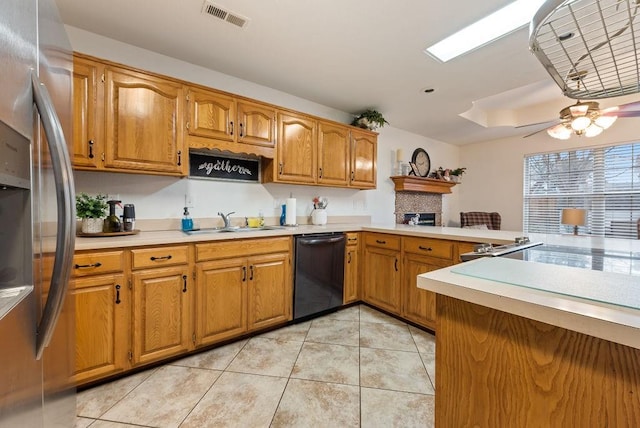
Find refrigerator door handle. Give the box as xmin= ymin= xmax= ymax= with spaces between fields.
xmin=32 ymin=73 xmax=76 ymax=360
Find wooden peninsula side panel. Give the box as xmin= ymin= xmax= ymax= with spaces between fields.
xmin=436 ymin=294 xmax=640 ymax=427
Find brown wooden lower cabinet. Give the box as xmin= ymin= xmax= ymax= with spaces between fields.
xmin=194 ymin=237 xmax=292 ymax=348
xmin=343 ymin=232 xmax=360 ymax=304
xmin=362 ymin=233 xmax=479 ymax=330
xmin=131 ymin=265 xmax=192 ymax=366
xmin=195 ymin=258 xmax=247 ymax=347
xmin=436 ymin=294 xmax=640 ymax=427
xmin=72 ymin=273 xmax=129 ymax=384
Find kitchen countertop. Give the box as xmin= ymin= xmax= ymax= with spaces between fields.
xmin=417 ymin=257 xmax=640 ymax=350
xmin=70 ymin=223 xmax=528 ymax=251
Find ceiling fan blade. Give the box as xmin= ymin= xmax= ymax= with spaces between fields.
xmin=608 ymin=110 xmax=640 ymax=118
xmin=614 ymin=100 xmax=640 ymax=112
xmin=515 ymin=119 xmax=557 ymax=129
xmin=522 ymin=126 xmax=552 ymax=138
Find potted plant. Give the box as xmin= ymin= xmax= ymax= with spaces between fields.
xmin=450 ymin=167 xmax=466 ymax=183
xmin=351 ymin=109 xmax=389 ymax=130
xmin=76 ymin=193 xmax=108 ymax=233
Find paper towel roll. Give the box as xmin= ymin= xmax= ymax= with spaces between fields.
xmin=285 ymin=198 xmax=296 ymax=225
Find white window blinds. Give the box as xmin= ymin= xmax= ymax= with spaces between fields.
xmin=523 ymin=142 xmax=640 ymax=239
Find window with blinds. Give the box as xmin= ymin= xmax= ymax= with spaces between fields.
xmin=523 ymin=142 xmax=640 ymax=239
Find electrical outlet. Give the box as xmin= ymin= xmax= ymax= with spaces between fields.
xmin=185 ymin=193 xmax=194 ymax=208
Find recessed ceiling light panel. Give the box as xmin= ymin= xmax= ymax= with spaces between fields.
xmin=425 ymin=0 xmax=546 ymax=62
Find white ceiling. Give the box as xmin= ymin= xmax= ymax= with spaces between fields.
xmin=54 ymin=0 xmax=625 ymax=145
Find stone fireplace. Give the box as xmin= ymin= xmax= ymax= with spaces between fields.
xmin=394 ymin=192 xmax=442 ymax=225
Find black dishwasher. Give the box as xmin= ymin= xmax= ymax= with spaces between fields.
xmin=294 ymin=233 xmax=345 ymax=320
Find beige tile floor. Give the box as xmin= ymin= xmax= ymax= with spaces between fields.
xmin=75 ymin=305 xmax=436 ymax=428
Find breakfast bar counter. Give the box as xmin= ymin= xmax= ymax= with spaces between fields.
xmin=418 ymin=257 xmax=640 ymax=427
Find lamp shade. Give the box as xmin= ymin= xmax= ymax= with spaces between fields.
xmin=561 ymin=208 xmax=586 ymax=235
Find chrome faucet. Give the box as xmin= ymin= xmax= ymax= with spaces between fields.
xmin=218 ymin=211 xmax=235 ymax=228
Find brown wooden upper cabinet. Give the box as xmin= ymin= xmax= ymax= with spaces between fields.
xmin=273 ymin=111 xmax=317 ymax=184
xmin=263 ymin=111 xmax=377 ymax=189
xmin=185 ymin=85 xmax=276 ymax=157
xmin=71 ymin=53 xmax=187 ymax=176
xmin=72 ymin=56 xmax=101 ymax=169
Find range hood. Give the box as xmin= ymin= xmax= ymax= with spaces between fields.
xmin=530 ymin=0 xmax=640 ymax=99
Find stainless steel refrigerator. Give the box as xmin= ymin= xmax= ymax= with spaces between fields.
xmin=0 ymin=0 xmax=76 ymax=426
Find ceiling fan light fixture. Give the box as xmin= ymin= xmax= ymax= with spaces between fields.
xmin=571 ymin=116 xmax=592 ymax=132
xmin=569 ymin=103 xmax=589 ymax=116
xmin=594 ymin=115 xmax=617 ymax=130
xmin=547 ymin=124 xmax=572 ymax=140
xmin=585 ymin=124 xmax=604 ymax=138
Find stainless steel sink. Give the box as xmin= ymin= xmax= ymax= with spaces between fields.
xmin=183 ymin=225 xmax=285 ymax=235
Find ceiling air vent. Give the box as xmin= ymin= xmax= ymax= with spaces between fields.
xmin=201 ymin=1 xmax=250 ymax=29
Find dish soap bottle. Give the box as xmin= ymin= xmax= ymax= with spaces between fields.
xmin=182 ymin=207 xmax=193 ymax=231
xmin=280 ymin=204 xmax=286 ymax=226
xmin=105 ymin=200 xmax=122 ymax=233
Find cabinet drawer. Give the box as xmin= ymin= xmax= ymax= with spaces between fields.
xmin=403 ymin=237 xmax=453 ymax=260
xmin=131 ymin=245 xmax=189 ymax=269
xmin=72 ymin=251 xmax=125 ymax=277
xmin=196 ymin=237 xmax=291 ymax=262
xmin=364 ymin=233 xmax=401 ymax=251
xmin=345 ymin=232 xmax=359 ymax=246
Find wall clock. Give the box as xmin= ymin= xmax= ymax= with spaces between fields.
xmin=411 ymin=148 xmax=430 ymax=177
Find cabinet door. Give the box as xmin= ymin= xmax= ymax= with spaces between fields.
xmin=73 ymin=274 xmax=128 ymax=384
xmin=104 ymin=67 xmax=185 ymax=175
xmin=402 ymin=254 xmax=451 ymax=329
xmin=187 ymin=87 xmax=235 ymax=142
xmin=363 ymin=246 xmax=401 ymax=313
xmin=237 ymin=100 xmax=275 ymax=147
xmin=318 ymin=121 xmax=350 ymax=186
xmin=350 ymin=130 xmax=377 ymax=189
xmin=195 ymin=258 xmax=247 ymax=347
xmin=247 ymin=253 xmax=292 ymax=331
xmin=277 ymin=112 xmax=316 ymax=183
xmin=72 ymin=56 xmax=102 ymax=169
xmin=132 ymin=266 xmax=192 ymax=365
xmin=344 ymin=245 xmax=360 ymax=304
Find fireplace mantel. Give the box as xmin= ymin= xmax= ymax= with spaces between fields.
xmin=390 ymin=176 xmax=456 ymax=194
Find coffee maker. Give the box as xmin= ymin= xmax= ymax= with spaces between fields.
xmin=123 ymin=204 xmax=135 ymax=231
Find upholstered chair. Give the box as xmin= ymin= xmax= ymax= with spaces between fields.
xmin=460 ymin=212 xmax=501 ymax=230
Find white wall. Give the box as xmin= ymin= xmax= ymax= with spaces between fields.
xmin=67 ymin=26 xmax=460 ymax=225
xmin=459 ymin=121 xmax=640 ymax=231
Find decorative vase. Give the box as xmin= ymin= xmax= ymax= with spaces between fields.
xmin=81 ymin=217 xmax=104 ymax=234
xmin=311 ymin=209 xmax=327 ymax=225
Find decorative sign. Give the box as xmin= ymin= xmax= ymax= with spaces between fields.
xmin=189 ymin=152 xmax=260 ymax=182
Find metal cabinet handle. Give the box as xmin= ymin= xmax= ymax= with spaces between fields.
xmin=279 ymin=163 xmax=283 ymax=175
xmin=376 ymin=239 xmax=386 ymax=244
xmin=32 ymin=73 xmax=76 ymax=360
xmin=88 ymin=140 xmax=94 ymax=159
xmin=418 ymin=246 xmax=433 ymax=251
xmin=115 ymin=284 xmax=121 ymax=304
xmin=249 ymin=265 xmax=254 ymax=280
xmin=348 ymin=237 xmax=357 ymax=242
xmin=177 ymin=150 xmax=182 ymax=166
xmin=239 ymin=122 xmax=244 ymax=137
xmin=74 ymin=262 xmax=102 ymax=269
xmin=347 ymin=252 xmax=352 ymax=264
xmin=182 ymin=275 xmax=187 ymax=293
xmin=394 ymin=258 xmax=398 ymax=272
xmin=319 ymin=167 xmax=323 ymax=179
xmin=150 ymin=255 xmax=172 ymax=261
xmin=351 ymin=171 xmax=355 ymax=181
xmin=230 ymin=121 xmax=234 ymax=135
xmin=242 ymin=266 xmax=247 ymax=282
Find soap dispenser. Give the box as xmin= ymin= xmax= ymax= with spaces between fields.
xmin=182 ymin=207 xmax=193 ymax=231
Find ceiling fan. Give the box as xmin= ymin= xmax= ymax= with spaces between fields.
xmin=523 ymin=99 xmax=640 ymax=139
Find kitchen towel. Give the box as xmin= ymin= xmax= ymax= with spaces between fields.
xmin=285 ymin=198 xmax=296 ymax=225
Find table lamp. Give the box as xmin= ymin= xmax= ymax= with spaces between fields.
xmin=561 ymin=208 xmax=586 ymax=235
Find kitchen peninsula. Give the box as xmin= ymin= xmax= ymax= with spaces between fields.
xmin=418 ymin=245 xmax=640 ymax=426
